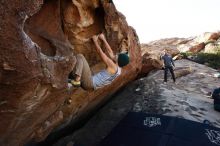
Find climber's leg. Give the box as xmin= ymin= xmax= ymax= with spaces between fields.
xmin=71 ymin=54 xmax=94 ymax=90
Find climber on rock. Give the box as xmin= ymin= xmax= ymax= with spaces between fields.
xmin=160 ymin=49 xmax=176 ymax=84
xmin=69 ymin=33 xmax=130 ymax=90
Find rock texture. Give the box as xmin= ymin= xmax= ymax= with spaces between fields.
xmin=1 ymin=0 xmax=219 ymax=145
xmin=0 ymin=0 xmax=76 ymax=145
xmin=0 ymin=0 xmax=141 ymax=145
xmin=178 ymin=32 xmax=220 ymax=53
xmin=53 ymin=59 xmax=220 ymax=146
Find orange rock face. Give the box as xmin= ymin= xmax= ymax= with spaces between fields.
xmin=0 ymin=0 xmax=141 ymax=145
xmin=208 ymin=32 xmax=220 ymax=41
xmin=189 ymin=42 xmax=205 ymax=53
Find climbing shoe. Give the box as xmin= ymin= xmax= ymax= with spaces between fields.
xmin=71 ymin=80 xmax=81 ymax=87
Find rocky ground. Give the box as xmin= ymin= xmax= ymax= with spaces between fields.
xmin=54 ymin=59 xmax=220 ymax=146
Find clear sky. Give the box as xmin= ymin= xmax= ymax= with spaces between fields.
xmin=113 ymin=0 xmax=220 ymax=43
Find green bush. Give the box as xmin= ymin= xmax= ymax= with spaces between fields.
xmin=180 ymin=51 xmax=220 ymax=69
xmin=197 ymin=52 xmax=220 ymax=69
xmin=180 ymin=52 xmax=194 ymax=58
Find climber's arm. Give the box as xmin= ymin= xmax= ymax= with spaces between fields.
xmin=92 ymin=35 xmax=117 ymax=70
xmin=99 ymin=33 xmax=116 ymax=61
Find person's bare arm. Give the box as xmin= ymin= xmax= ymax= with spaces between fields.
xmin=92 ymin=35 xmax=117 ymax=70
xmin=99 ymin=33 xmax=116 ymax=61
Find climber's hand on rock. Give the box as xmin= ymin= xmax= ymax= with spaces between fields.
xmin=99 ymin=33 xmax=105 ymax=40
xmin=92 ymin=35 xmax=98 ymax=42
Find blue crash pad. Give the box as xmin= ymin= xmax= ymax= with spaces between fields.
xmin=99 ymin=112 xmax=220 ymax=146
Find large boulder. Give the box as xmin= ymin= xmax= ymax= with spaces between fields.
xmin=195 ymin=32 xmax=220 ymax=43
xmin=140 ymin=38 xmax=181 ymax=76
xmin=177 ymin=39 xmax=205 ymax=53
xmin=208 ymin=32 xmax=220 ymax=41
xmin=189 ymin=42 xmax=205 ymax=53
xmin=0 ymin=0 xmax=76 ymax=145
xmin=177 ymin=32 xmax=220 ymax=53
xmin=205 ymin=32 xmax=220 ymax=41
xmin=0 ymin=0 xmax=141 ymax=145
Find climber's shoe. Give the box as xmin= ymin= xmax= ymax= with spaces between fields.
xmin=71 ymin=80 xmax=81 ymax=87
